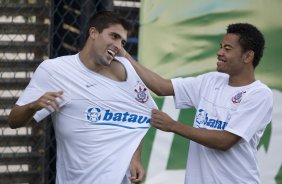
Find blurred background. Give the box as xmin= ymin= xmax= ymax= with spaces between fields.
xmin=0 ymin=0 xmax=281 ymax=183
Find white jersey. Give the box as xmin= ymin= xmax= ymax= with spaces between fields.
xmin=16 ymin=54 xmax=157 ymax=184
xmin=172 ymin=72 xmax=273 ymax=184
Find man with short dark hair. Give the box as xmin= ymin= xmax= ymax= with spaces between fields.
xmin=126 ymin=23 xmax=273 ymax=184
xmin=9 ymin=11 xmax=157 ymax=184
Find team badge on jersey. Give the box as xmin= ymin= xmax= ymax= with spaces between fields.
xmin=195 ymin=109 xmax=208 ymax=128
xmin=86 ymin=107 xmax=101 ymax=122
xmin=134 ymin=81 xmax=149 ymax=103
xmin=231 ymin=90 xmax=246 ymax=104
xmin=195 ymin=108 xmax=228 ymax=130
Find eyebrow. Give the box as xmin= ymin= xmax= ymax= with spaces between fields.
xmin=110 ymin=32 xmax=127 ymax=45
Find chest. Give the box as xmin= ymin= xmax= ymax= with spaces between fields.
xmin=195 ymin=86 xmax=247 ymax=130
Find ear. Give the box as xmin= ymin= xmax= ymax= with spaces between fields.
xmin=243 ymin=50 xmax=255 ymax=64
xmin=89 ymin=27 xmax=98 ymax=40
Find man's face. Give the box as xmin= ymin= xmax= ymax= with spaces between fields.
xmin=216 ymin=33 xmax=245 ymax=76
xmin=92 ymin=24 xmax=127 ymax=66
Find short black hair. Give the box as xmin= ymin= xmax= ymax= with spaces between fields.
xmin=84 ymin=11 xmax=133 ymax=44
xmin=227 ymin=23 xmax=265 ymax=68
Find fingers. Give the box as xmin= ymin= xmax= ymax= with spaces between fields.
xmin=35 ymin=91 xmax=64 ymax=112
xmin=151 ymin=109 xmax=163 ymax=123
xmin=129 ymin=158 xmax=145 ymax=183
xmin=151 ymin=109 xmax=164 ymax=117
xmin=129 ymin=169 xmax=145 ymax=183
xmin=45 ymin=91 xmax=64 ymax=112
xmin=152 ymin=109 xmax=159 ymax=114
xmin=118 ymin=47 xmax=126 ymax=57
xmin=150 ymin=109 xmax=174 ymax=132
xmin=45 ymin=98 xmax=59 ymax=112
xmin=150 ymin=109 xmax=158 ymax=126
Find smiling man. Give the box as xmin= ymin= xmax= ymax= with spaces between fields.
xmin=8 ymin=11 xmax=157 ymax=184
xmin=126 ymin=23 xmax=273 ymax=184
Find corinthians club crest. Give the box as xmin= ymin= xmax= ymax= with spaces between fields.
xmin=231 ymin=90 xmax=246 ymax=104
xmin=134 ymin=81 xmax=149 ymax=103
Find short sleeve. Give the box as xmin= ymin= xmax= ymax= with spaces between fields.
xmin=16 ymin=62 xmax=70 ymax=122
xmin=16 ymin=63 xmax=59 ymax=106
xmin=172 ymin=73 xmax=210 ymax=109
xmin=224 ymin=88 xmax=273 ymax=142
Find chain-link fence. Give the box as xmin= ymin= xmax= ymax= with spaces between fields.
xmin=0 ymin=0 xmax=140 ymax=183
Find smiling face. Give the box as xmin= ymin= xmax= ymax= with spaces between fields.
xmin=216 ymin=33 xmax=246 ymax=76
xmin=91 ymin=24 xmax=127 ymax=66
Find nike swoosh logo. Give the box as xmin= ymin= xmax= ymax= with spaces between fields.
xmin=86 ymin=84 xmax=96 ymax=88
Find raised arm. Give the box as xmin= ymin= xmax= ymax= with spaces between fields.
xmin=125 ymin=52 xmax=174 ymax=96
xmin=8 ymin=91 xmax=63 ymax=129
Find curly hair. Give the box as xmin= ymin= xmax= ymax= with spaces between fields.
xmin=227 ymin=23 xmax=265 ymax=68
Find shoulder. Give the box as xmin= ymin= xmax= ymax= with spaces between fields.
xmin=191 ymin=71 xmax=228 ymax=85
xmin=240 ymin=81 xmax=273 ymax=109
xmin=249 ymin=81 xmax=273 ymax=99
xmin=108 ymin=58 xmax=127 ymax=81
xmin=114 ymin=56 xmax=131 ymax=68
xmin=173 ymin=71 xmax=228 ymax=85
xmin=114 ymin=56 xmax=128 ymax=63
xmin=203 ymin=71 xmax=229 ymax=81
xmin=38 ymin=54 xmax=76 ymax=71
xmin=257 ymin=81 xmax=272 ymax=93
xmin=113 ymin=56 xmax=134 ymax=72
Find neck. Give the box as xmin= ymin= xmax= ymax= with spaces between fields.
xmin=228 ymin=73 xmax=255 ymax=87
xmin=79 ymin=47 xmax=102 ymax=72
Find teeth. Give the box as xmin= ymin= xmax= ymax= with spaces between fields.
xmin=107 ymin=50 xmax=115 ymax=57
xmin=218 ymin=59 xmax=225 ymax=63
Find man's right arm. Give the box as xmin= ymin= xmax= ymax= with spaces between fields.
xmin=8 ymin=91 xmax=63 ymax=129
xmin=124 ymin=53 xmax=174 ymax=96
xmin=9 ymin=104 xmax=40 ymax=129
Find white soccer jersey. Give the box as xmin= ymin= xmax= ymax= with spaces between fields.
xmin=172 ymin=72 xmax=273 ymax=184
xmin=17 ymin=54 xmax=157 ymax=184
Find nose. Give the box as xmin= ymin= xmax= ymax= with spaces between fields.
xmin=113 ymin=40 xmax=123 ymax=53
xmin=217 ymin=48 xmax=224 ymax=57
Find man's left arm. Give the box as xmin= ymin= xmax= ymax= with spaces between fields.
xmin=129 ymin=141 xmax=145 ymax=183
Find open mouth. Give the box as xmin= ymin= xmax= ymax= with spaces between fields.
xmin=107 ymin=49 xmax=115 ymax=58
xmin=217 ymin=57 xmax=226 ymax=63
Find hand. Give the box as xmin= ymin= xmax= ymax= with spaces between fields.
xmin=118 ymin=47 xmax=127 ymax=57
xmin=151 ymin=109 xmax=176 ymax=132
xmin=129 ymin=155 xmax=145 ymax=183
xmin=31 ymin=91 xmax=64 ymax=112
